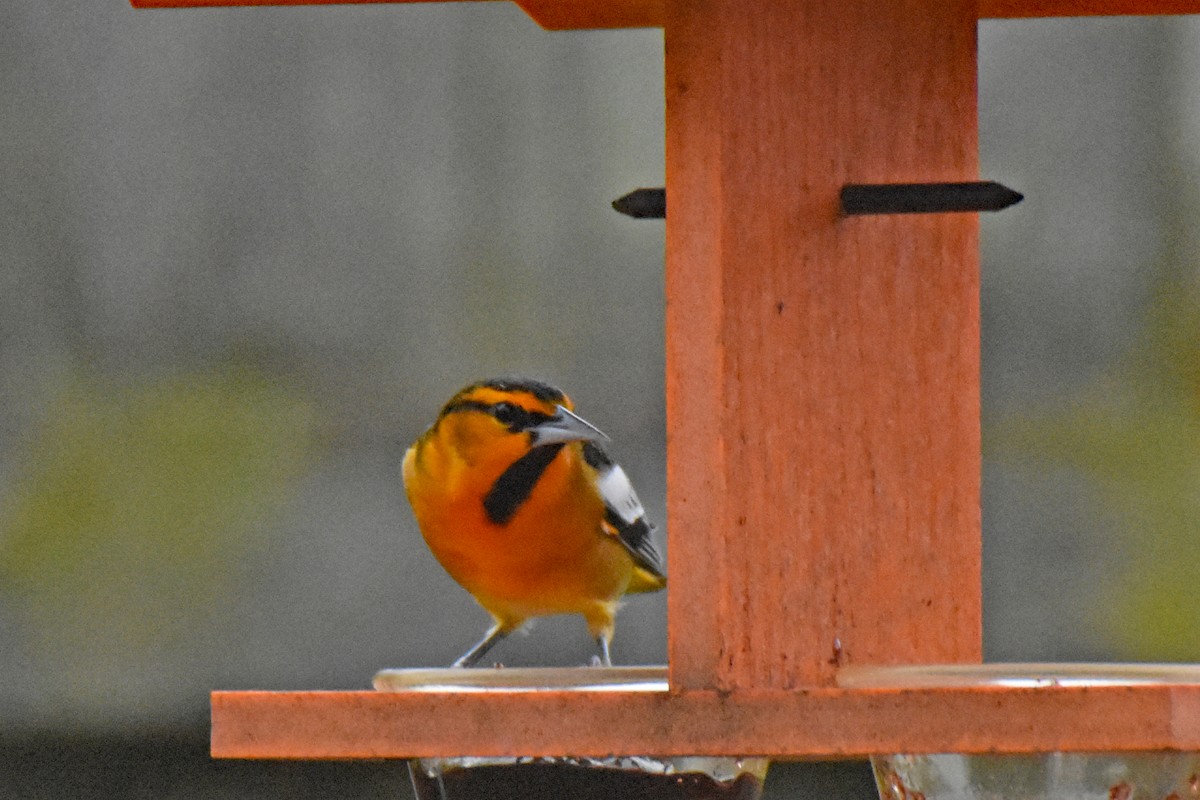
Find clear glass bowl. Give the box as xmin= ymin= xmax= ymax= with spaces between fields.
xmin=373 ymin=666 xmax=769 ymax=800
xmin=839 ymin=663 xmax=1200 ymax=800
xmin=872 ymin=751 xmax=1200 ymax=800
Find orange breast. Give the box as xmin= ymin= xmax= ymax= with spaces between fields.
xmin=404 ymin=437 xmax=636 ymax=624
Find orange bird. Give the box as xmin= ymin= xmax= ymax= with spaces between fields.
xmin=403 ymin=378 xmax=665 ymax=667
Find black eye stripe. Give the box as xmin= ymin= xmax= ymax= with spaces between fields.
xmin=441 ymin=399 xmax=552 ymax=432
xmin=492 ymin=402 xmax=552 ymax=431
xmin=490 ymin=402 xmax=521 ymax=425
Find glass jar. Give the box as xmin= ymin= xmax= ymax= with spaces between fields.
xmin=839 ymin=663 xmax=1200 ymax=800
xmin=374 ymin=666 xmax=769 ymax=800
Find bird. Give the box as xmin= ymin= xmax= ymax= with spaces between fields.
xmin=402 ymin=378 xmax=666 ymax=668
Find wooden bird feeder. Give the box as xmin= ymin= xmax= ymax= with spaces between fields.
xmin=132 ymin=0 xmax=1200 ymax=771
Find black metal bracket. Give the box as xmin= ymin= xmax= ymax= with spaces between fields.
xmin=840 ymin=181 xmax=1022 ymax=215
xmin=612 ymin=188 xmax=666 ymax=219
xmin=612 ymin=181 xmax=1022 ymax=220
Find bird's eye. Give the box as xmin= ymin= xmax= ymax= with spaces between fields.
xmin=491 ymin=402 xmax=526 ymax=430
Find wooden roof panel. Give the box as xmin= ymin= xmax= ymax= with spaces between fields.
xmin=129 ymin=0 xmax=1200 ymax=25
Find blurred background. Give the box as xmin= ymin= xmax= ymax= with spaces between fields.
xmin=1 ymin=3 xmax=1198 ymax=797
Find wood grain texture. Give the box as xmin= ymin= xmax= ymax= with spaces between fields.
xmin=211 ymin=686 xmax=1200 ymax=758
xmin=664 ymin=0 xmax=982 ymax=693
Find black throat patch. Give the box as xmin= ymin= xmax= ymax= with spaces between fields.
xmin=483 ymin=443 xmax=565 ymax=525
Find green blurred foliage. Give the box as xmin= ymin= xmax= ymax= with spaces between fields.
xmin=987 ymin=276 xmax=1200 ymax=660
xmin=0 ymin=366 xmax=316 ymax=669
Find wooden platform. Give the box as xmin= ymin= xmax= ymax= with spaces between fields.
xmin=212 ymin=680 xmax=1200 ymax=758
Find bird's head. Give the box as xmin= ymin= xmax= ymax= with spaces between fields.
xmin=433 ymin=378 xmax=608 ymax=466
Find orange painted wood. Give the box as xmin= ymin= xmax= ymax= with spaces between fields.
xmin=664 ymin=0 xmax=982 ymax=693
xmin=211 ymin=685 xmax=1200 ymax=758
xmin=981 ymin=0 xmax=1200 ymax=15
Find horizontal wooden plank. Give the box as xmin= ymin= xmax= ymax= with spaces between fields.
xmin=980 ymin=0 xmax=1200 ymax=16
xmin=212 ymin=684 xmax=1200 ymax=759
xmin=126 ymin=0 xmax=1200 ymax=21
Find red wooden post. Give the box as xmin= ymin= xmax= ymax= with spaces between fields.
xmin=665 ymin=0 xmax=982 ymax=692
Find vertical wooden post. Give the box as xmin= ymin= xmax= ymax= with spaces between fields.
xmin=665 ymin=0 xmax=983 ymax=691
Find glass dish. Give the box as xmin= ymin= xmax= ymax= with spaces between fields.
xmin=839 ymin=663 xmax=1200 ymax=800
xmin=374 ymin=666 xmax=769 ymax=800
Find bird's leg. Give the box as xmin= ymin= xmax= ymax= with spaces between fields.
xmin=452 ymin=625 xmax=509 ymax=668
xmin=591 ymin=635 xmax=612 ymax=667
xmin=584 ymin=609 xmax=616 ymax=667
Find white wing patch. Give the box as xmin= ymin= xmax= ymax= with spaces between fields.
xmin=583 ymin=441 xmax=665 ymax=578
xmin=596 ymin=463 xmax=646 ymax=526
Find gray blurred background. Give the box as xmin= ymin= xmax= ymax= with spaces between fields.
xmin=1 ymin=3 xmax=1198 ymax=797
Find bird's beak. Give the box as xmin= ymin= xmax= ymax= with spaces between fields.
xmin=530 ymin=405 xmax=610 ymax=446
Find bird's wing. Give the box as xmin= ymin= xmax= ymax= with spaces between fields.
xmin=583 ymin=442 xmax=666 ymax=579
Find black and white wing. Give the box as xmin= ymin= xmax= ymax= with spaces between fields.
xmin=583 ymin=442 xmax=666 ymax=579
